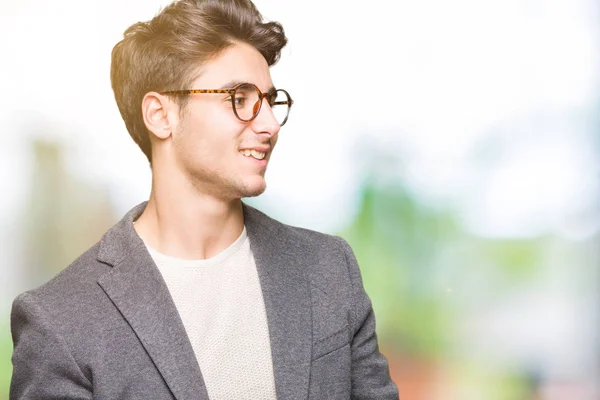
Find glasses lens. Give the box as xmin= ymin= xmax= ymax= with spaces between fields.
xmin=270 ymin=90 xmax=291 ymax=126
xmin=233 ymin=84 xmax=260 ymax=121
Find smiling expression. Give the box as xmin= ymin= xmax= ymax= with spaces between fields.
xmin=167 ymin=42 xmax=282 ymax=201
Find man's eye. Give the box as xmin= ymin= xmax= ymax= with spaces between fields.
xmin=233 ymin=97 xmax=246 ymax=106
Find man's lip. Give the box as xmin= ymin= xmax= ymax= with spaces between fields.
xmin=239 ymin=147 xmax=270 ymax=153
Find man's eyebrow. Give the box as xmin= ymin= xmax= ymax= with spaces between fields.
xmin=219 ymin=80 xmax=276 ymax=93
xmin=219 ymin=80 xmax=246 ymax=89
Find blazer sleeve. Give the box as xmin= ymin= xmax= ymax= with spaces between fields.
xmin=10 ymin=292 xmax=93 ymax=400
xmin=336 ymin=237 xmax=400 ymax=400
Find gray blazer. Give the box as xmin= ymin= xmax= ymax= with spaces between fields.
xmin=10 ymin=202 xmax=399 ymax=399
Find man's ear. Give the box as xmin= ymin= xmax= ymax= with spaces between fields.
xmin=141 ymin=92 xmax=179 ymax=140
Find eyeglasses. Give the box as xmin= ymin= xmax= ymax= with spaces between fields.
xmin=161 ymin=82 xmax=293 ymax=126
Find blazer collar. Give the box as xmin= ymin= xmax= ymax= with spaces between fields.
xmin=96 ymin=202 xmax=209 ymax=400
xmin=243 ymin=203 xmax=313 ymax=399
xmin=96 ymin=201 xmax=312 ymax=400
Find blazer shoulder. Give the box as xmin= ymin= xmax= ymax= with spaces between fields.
xmin=15 ymin=240 xmax=111 ymax=316
xmin=245 ymin=205 xmax=353 ymax=290
xmin=246 ymin=203 xmax=345 ymax=251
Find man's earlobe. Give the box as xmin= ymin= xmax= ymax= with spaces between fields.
xmin=142 ymin=92 xmax=173 ymax=140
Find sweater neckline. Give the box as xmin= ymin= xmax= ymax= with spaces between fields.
xmin=143 ymin=226 xmax=248 ymax=268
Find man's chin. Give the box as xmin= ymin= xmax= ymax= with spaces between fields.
xmin=238 ymin=178 xmax=267 ymax=198
xmin=241 ymin=186 xmax=266 ymax=198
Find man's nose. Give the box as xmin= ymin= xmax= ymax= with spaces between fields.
xmin=251 ymin=99 xmax=281 ymax=136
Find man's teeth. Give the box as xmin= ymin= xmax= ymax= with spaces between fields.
xmin=240 ymin=149 xmax=266 ymax=160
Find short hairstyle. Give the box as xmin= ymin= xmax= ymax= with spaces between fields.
xmin=110 ymin=0 xmax=287 ymax=164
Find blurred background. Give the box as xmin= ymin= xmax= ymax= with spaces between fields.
xmin=1 ymin=0 xmax=599 ymax=398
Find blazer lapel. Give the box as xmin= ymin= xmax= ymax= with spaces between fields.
xmin=96 ymin=202 xmax=209 ymax=400
xmin=244 ymin=203 xmax=313 ymax=400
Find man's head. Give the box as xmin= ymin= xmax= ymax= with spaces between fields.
xmin=111 ymin=0 xmax=288 ymax=199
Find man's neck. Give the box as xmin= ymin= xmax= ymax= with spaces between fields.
xmin=133 ymin=187 xmax=245 ymax=261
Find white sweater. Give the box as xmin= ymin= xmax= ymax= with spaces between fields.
xmin=144 ymin=227 xmax=277 ymax=400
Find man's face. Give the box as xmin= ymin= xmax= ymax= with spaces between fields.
xmin=170 ymin=42 xmax=281 ymax=200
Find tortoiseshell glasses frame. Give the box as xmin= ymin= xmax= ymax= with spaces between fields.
xmin=161 ymin=82 xmax=293 ymax=126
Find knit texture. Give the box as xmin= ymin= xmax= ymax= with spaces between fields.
xmin=145 ymin=227 xmax=277 ymax=400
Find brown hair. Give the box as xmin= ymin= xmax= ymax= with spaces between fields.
xmin=110 ymin=0 xmax=287 ymax=164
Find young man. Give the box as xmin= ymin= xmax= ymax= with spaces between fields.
xmin=10 ymin=0 xmax=399 ymax=399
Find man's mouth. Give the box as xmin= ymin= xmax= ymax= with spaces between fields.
xmin=239 ymin=149 xmax=267 ymax=160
